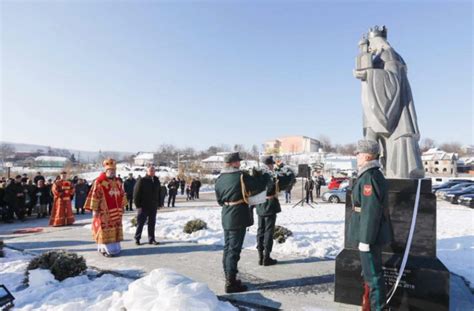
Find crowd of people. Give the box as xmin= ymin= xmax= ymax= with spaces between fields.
xmin=0 ymin=172 xmax=89 ymax=223
xmin=0 ymin=170 xmax=203 ymax=225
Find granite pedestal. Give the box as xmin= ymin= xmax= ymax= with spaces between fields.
xmin=334 ymin=178 xmax=450 ymax=310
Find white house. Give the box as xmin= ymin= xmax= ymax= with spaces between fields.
xmin=201 ymin=153 xmax=227 ymax=171
xmin=134 ymin=152 xmax=154 ymax=166
xmin=34 ymin=156 xmax=70 ymax=168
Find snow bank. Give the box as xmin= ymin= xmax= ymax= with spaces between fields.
xmin=122 ymin=200 xmax=473 ymax=285
xmin=123 ymin=203 xmax=346 ymax=259
xmin=123 ymin=269 xmax=235 ymax=311
xmin=0 ymin=248 xmax=130 ymax=310
xmin=1 ymin=249 xmax=234 ymax=311
xmin=437 ymin=203 xmax=474 ymax=287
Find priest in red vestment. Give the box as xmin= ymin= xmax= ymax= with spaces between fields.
xmin=49 ymin=171 xmax=75 ymax=227
xmin=85 ymin=158 xmax=127 ymax=257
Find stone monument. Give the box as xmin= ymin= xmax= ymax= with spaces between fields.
xmin=334 ymin=26 xmax=450 ymax=310
xmin=354 ymin=25 xmax=424 ymax=180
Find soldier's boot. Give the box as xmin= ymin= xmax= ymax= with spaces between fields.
xmin=263 ymin=254 xmax=278 ymax=266
xmin=225 ymin=275 xmax=248 ymax=293
xmin=362 ymin=282 xmax=371 ymax=311
xmin=258 ymin=250 xmax=264 ymax=266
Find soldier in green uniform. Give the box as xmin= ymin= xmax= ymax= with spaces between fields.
xmin=255 ymin=156 xmax=294 ymax=266
xmin=215 ymin=152 xmax=268 ymax=293
xmin=348 ymin=140 xmax=393 ymax=311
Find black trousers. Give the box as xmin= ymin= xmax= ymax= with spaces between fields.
xmin=223 ymin=228 xmax=246 ymax=277
xmin=316 ymin=186 xmax=321 ymax=198
xmin=126 ymin=194 xmax=133 ymax=210
xmin=168 ymin=193 xmax=176 ymax=207
xmin=306 ymin=190 xmax=313 ymax=203
xmin=257 ymin=214 xmax=277 ymax=256
xmin=1 ymin=205 xmax=14 ymax=221
xmin=134 ymin=207 xmax=157 ymax=242
xmin=360 ymin=244 xmax=386 ymax=310
xmin=196 ymin=189 xmax=200 ymax=199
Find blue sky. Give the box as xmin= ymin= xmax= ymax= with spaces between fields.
xmin=1 ymin=1 xmax=472 ymax=152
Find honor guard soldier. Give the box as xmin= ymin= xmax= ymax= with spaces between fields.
xmin=255 ymin=156 xmax=294 ymax=266
xmin=348 ymin=140 xmax=394 ymax=311
xmin=215 ymin=152 xmax=267 ymax=293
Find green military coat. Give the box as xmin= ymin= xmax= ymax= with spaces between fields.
xmin=347 ymin=163 xmax=394 ymax=246
xmin=215 ymin=168 xmax=268 ymax=230
xmin=255 ymin=169 xmax=294 ymax=217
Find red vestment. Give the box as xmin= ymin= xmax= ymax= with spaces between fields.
xmin=49 ymin=180 xmax=75 ymax=227
xmin=85 ymin=173 xmax=127 ymax=244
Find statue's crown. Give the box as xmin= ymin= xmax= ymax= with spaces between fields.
xmin=367 ymin=25 xmax=387 ymax=39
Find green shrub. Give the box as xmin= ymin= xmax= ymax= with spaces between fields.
xmin=24 ymin=250 xmax=87 ymax=284
xmin=273 ymin=225 xmax=293 ymax=244
xmin=183 ymin=219 xmax=208 ymax=234
xmin=131 ymin=216 xmax=137 ymax=227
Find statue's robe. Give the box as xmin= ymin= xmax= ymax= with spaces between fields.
xmin=362 ymin=47 xmax=424 ymax=179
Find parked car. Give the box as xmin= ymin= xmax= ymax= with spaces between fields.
xmin=442 ymin=185 xmax=474 ymax=204
xmin=322 ymin=187 xmax=347 ymax=203
xmin=432 ymin=179 xmax=473 ymax=193
xmin=459 ymin=194 xmax=474 ymax=208
xmin=436 ymin=182 xmax=474 ymax=199
xmin=328 ymin=177 xmax=349 ymax=190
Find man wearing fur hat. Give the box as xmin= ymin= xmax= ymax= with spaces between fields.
xmin=348 ymin=140 xmax=393 ymax=310
xmin=49 ymin=171 xmax=75 ymax=226
xmin=215 ymin=152 xmax=268 ymax=293
xmin=85 ymin=159 xmax=127 ymax=257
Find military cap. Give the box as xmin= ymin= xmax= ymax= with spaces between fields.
xmin=356 ymin=140 xmax=380 ymax=155
xmin=224 ymin=152 xmax=243 ymax=163
xmin=263 ymin=155 xmax=275 ymax=165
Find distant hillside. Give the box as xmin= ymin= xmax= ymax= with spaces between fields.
xmin=1 ymin=141 xmax=135 ymax=162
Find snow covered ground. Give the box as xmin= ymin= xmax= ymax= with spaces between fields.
xmin=0 ymin=248 xmax=234 ymax=311
xmin=121 ymin=200 xmax=473 ymax=287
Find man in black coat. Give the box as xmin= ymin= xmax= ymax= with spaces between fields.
xmin=123 ymin=173 xmax=136 ymax=211
xmin=34 ymin=179 xmax=51 ymax=218
xmin=167 ymin=178 xmax=178 ymax=207
xmin=33 ymin=172 xmax=45 ymax=185
xmin=180 ymin=178 xmax=185 ymax=195
xmin=0 ymin=179 xmax=12 ymax=223
xmin=25 ymin=178 xmax=37 ymax=216
xmin=74 ymin=178 xmax=89 ymax=214
xmin=194 ymin=178 xmax=202 ymax=199
xmin=316 ymin=173 xmax=325 ymax=198
xmin=5 ymin=175 xmax=26 ymax=221
xmin=305 ymin=178 xmax=314 ymax=203
xmin=134 ymin=166 xmax=161 ymax=245
xmin=46 ymin=178 xmax=54 ymax=215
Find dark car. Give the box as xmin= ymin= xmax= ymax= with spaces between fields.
xmin=442 ymin=185 xmax=474 ymax=204
xmin=436 ymin=182 xmax=474 ymax=199
xmin=459 ymin=194 xmax=474 ymax=208
xmin=432 ymin=179 xmax=473 ymax=193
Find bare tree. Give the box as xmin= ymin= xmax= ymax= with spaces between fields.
xmin=420 ymin=138 xmax=436 ymax=152
xmin=251 ymin=145 xmax=260 ymax=157
xmin=0 ymin=143 xmax=15 ymax=162
xmin=318 ymin=135 xmax=334 ymax=152
xmin=439 ymin=142 xmax=463 ymax=155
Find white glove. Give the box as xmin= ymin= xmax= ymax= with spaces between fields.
xmin=358 ymin=242 xmax=370 ymax=252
